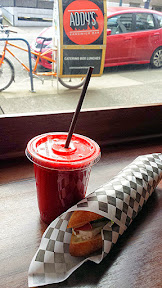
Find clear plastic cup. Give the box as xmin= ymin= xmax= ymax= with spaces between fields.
xmin=25 ymin=132 xmax=101 ymax=224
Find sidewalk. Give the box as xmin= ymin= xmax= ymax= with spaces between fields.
xmin=0 ymin=68 xmax=145 ymax=115
xmin=1 ymin=65 xmax=162 ymax=115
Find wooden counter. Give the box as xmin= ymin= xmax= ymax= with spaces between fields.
xmin=1 ymin=139 xmax=162 ymax=288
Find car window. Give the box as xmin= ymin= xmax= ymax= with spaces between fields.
xmin=107 ymin=13 xmax=133 ymax=35
xmin=155 ymin=14 xmax=162 ymax=28
xmin=135 ymin=13 xmax=155 ymax=31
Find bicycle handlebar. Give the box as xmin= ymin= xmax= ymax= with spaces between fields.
xmin=0 ymin=24 xmax=17 ymax=35
xmin=1 ymin=25 xmax=9 ymax=28
xmin=8 ymin=29 xmax=17 ymax=34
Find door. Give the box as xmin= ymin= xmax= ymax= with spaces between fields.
xmin=105 ymin=13 xmax=134 ymax=66
xmin=131 ymin=12 xmax=158 ymax=62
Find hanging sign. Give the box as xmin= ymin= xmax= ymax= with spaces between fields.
xmin=58 ymin=0 xmax=107 ymax=77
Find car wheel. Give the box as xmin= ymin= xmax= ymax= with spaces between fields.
xmin=151 ymin=47 xmax=162 ymax=68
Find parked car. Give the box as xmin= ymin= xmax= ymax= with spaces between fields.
xmin=31 ymin=26 xmax=53 ymax=69
xmin=0 ymin=7 xmax=3 ymax=24
xmin=31 ymin=7 xmax=162 ymax=69
xmin=105 ymin=6 xmax=162 ymax=68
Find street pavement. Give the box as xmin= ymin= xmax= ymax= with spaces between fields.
xmin=0 ymin=25 xmax=162 ymax=115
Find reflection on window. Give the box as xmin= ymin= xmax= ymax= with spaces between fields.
xmin=136 ymin=13 xmax=155 ymax=31
xmin=155 ymin=14 xmax=162 ymax=28
xmin=107 ymin=13 xmax=133 ymax=34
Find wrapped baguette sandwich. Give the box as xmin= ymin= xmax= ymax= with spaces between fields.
xmin=28 ymin=153 xmax=162 ymax=287
xmin=67 ymin=211 xmax=114 ymax=256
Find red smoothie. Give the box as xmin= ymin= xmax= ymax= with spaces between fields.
xmin=26 ymin=133 xmax=101 ymax=224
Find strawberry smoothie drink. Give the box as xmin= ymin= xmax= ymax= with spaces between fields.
xmin=26 ymin=132 xmax=101 ymax=224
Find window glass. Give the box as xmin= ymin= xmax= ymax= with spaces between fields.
xmin=155 ymin=14 xmax=162 ymax=28
xmin=107 ymin=13 xmax=133 ymax=34
xmin=0 ymin=6 xmax=162 ymax=119
xmin=135 ymin=13 xmax=155 ymax=31
xmin=1 ymin=4 xmax=162 ymax=159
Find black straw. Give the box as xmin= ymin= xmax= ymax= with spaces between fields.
xmin=64 ymin=66 xmax=94 ymax=148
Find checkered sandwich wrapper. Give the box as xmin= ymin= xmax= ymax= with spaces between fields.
xmin=28 ymin=153 xmax=162 ymax=287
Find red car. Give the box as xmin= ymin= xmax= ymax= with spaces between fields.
xmin=31 ymin=26 xmax=53 ymax=69
xmin=31 ymin=7 xmax=162 ymax=69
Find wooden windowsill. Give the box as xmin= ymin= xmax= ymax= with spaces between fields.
xmin=1 ymin=138 xmax=162 ymax=288
xmin=1 ymin=104 xmax=162 ymax=160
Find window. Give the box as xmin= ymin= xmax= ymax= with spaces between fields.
xmin=107 ymin=13 xmax=133 ymax=34
xmin=1 ymin=7 xmax=162 ymax=160
xmin=135 ymin=13 xmax=155 ymax=31
xmin=155 ymin=14 xmax=162 ymax=28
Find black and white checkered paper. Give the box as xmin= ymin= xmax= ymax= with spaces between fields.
xmin=28 ymin=153 xmax=162 ymax=287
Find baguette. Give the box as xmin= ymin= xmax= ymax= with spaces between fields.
xmin=67 ymin=211 xmax=103 ymax=229
xmin=68 ymin=211 xmax=113 ymax=257
xmin=69 ymin=233 xmax=102 ymax=257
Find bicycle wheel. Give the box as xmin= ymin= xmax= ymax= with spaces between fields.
xmin=0 ymin=56 xmax=15 ymax=92
xmin=58 ymin=77 xmax=85 ymax=89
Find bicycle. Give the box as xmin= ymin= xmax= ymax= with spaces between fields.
xmin=0 ymin=25 xmax=85 ymax=92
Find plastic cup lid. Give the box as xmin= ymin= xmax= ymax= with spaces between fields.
xmin=25 ymin=132 xmax=101 ymax=170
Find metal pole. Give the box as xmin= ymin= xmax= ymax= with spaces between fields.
xmin=144 ymin=0 xmax=150 ymax=9
xmin=0 ymin=37 xmax=35 ymax=92
xmin=119 ymin=0 xmax=122 ymax=6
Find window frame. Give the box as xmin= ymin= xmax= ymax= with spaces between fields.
xmin=1 ymin=103 xmax=162 ymax=160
